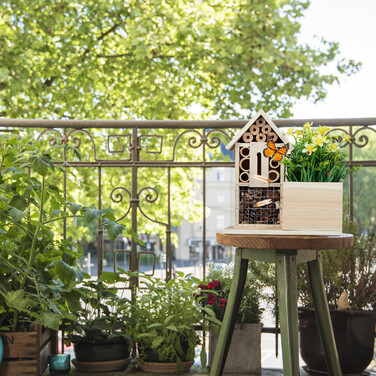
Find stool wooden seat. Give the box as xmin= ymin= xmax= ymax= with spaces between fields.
xmin=210 ymin=233 xmax=353 ymax=376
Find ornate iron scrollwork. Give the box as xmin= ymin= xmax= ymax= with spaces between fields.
xmin=137 ymin=186 xmax=168 ymax=227
xmin=110 ymin=187 xmax=131 ymax=222
xmin=108 ymin=134 xmax=131 ymax=155
xmin=139 ymin=135 xmax=163 ymax=154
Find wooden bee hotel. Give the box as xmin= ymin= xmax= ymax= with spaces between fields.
xmin=224 ymin=110 xmax=343 ymax=235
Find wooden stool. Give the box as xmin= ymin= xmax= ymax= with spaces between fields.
xmin=210 ymin=233 xmax=353 ymax=376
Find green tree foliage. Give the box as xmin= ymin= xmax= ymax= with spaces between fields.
xmin=0 ymin=0 xmax=359 ymax=119
xmin=0 ymin=1 xmax=361 ymax=255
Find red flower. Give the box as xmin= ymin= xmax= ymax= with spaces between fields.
xmin=208 ymin=279 xmax=222 ymax=290
xmin=327 ymin=172 xmax=330 ymax=176
xmin=207 ymin=293 xmax=216 ymax=305
xmin=219 ymin=298 xmax=228 ymax=308
xmin=198 ymin=284 xmax=208 ymax=290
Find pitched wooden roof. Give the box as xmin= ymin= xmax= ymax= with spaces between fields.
xmin=226 ymin=109 xmax=289 ymax=151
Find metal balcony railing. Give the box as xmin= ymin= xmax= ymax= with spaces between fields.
xmin=0 ymin=117 xmax=375 ymax=279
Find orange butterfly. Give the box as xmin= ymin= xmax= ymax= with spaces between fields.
xmin=263 ymin=137 xmax=289 ymax=161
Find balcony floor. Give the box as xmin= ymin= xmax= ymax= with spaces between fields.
xmin=58 ymin=362 xmax=376 ymax=375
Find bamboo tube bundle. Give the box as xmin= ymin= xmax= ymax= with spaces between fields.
xmin=250 ymin=124 xmax=259 ymax=135
xmin=242 ymin=132 xmax=253 ymax=142
xmin=256 ymin=133 xmax=267 ymax=142
xmin=268 ymin=131 xmax=278 ymax=141
xmin=261 ymin=124 xmax=271 ymax=134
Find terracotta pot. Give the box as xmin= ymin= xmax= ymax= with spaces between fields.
xmin=136 ymin=344 xmax=194 ymax=374
xmin=72 ymin=358 xmax=131 ymax=372
xmin=137 ymin=360 xmax=194 ymax=374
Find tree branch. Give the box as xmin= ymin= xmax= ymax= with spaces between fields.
xmin=82 ymin=22 xmax=122 ymax=57
xmin=96 ymin=53 xmax=133 ymax=58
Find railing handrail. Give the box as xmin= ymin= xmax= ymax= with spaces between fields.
xmin=0 ymin=117 xmax=375 ymax=129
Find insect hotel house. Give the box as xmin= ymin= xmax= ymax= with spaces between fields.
xmin=225 ymin=109 xmax=342 ymax=235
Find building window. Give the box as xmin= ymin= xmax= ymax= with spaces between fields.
xmin=216 ymin=168 xmax=225 ymax=181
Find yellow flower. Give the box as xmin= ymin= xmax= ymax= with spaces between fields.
xmin=317 ymin=125 xmax=330 ymax=135
xmin=303 ymin=122 xmax=312 ymax=130
xmin=342 ymin=134 xmax=351 ymax=143
xmin=302 ymin=143 xmax=316 ymax=155
xmin=295 ymin=129 xmax=303 ymax=136
xmin=286 ymin=128 xmax=294 ymax=136
xmin=328 ymin=143 xmax=339 ymax=152
xmin=312 ymin=135 xmax=328 ymax=146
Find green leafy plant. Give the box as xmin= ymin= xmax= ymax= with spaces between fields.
xmin=64 ymin=272 xmax=132 ymax=344
xmin=0 ymin=135 xmax=125 ymax=332
xmin=201 ymin=264 xmax=264 ymax=324
xmin=128 ymin=271 xmax=218 ymax=373
xmin=282 ymin=124 xmax=353 ymax=182
xmin=298 ymin=209 xmax=376 ymax=310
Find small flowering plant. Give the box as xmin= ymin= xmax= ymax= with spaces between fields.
xmin=283 ymin=123 xmax=352 ymax=182
xmin=196 ymin=280 xmax=228 ymax=322
xmin=196 ymin=269 xmax=263 ymax=325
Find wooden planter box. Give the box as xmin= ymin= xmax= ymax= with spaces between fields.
xmin=281 ymin=182 xmax=343 ymax=235
xmin=226 ymin=182 xmax=343 ymax=235
xmin=0 ymin=324 xmax=58 ymax=376
xmin=209 ymin=323 xmax=262 ymax=375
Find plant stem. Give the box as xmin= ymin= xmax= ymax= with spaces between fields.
xmin=12 ymin=176 xmax=46 ymax=331
xmin=27 ymin=176 xmax=46 ymax=272
xmin=43 ymin=215 xmax=83 ymax=225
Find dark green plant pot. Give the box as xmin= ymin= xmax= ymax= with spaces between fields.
xmin=299 ymin=308 xmax=376 ymax=375
xmin=73 ymin=339 xmax=129 ymax=362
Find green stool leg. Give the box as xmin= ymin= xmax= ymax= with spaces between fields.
xmin=210 ymin=249 xmax=248 ymax=376
xmin=276 ymin=253 xmax=300 ymax=376
xmin=308 ymin=254 xmax=342 ymax=376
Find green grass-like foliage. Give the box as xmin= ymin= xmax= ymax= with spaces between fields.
xmin=282 ymin=124 xmax=352 ymax=182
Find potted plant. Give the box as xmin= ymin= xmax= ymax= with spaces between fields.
xmin=64 ymin=272 xmax=132 ymax=372
xmin=200 ymin=263 xmax=264 ymax=375
xmin=0 ymin=135 xmax=124 ymax=376
xmin=128 ymin=271 xmax=217 ymax=374
xmin=280 ymin=123 xmax=354 ymax=234
xmin=281 ymin=125 xmax=374 ymax=375
xmin=297 ymin=209 xmax=376 ymax=375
